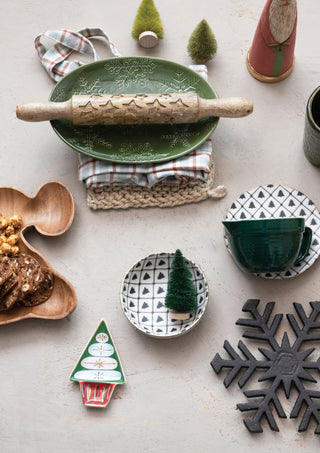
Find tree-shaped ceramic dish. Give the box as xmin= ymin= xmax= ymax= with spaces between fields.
xmin=0 ymin=182 xmax=77 ymax=325
xmin=120 ymin=252 xmax=209 ymax=338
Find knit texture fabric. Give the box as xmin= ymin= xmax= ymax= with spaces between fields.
xmin=87 ymin=153 xmax=226 ymax=209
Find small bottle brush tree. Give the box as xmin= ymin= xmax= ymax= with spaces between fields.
xmin=165 ymin=250 xmax=198 ymax=319
xmin=131 ymin=0 xmax=164 ymax=48
xmin=187 ymin=19 xmax=217 ymax=64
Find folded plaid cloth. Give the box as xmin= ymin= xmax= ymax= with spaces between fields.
xmin=34 ymin=28 xmax=213 ymax=188
xmin=35 ymin=27 xmax=121 ymax=82
xmin=79 ymin=139 xmax=212 ymax=188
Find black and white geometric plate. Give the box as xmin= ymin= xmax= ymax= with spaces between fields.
xmin=224 ymin=184 xmax=320 ymax=279
xmin=120 ymin=252 xmax=209 ymax=338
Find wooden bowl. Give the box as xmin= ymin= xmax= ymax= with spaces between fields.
xmin=0 ymin=181 xmax=77 ymax=325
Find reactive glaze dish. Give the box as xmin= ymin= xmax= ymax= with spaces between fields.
xmin=223 ymin=217 xmax=312 ymax=273
xmin=224 ymin=184 xmax=320 ymax=279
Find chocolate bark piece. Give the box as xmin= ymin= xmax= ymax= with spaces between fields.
xmin=0 ymin=256 xmax=13 ymax=286
xmin=0 ymin=277 xmax=21 ymax=311
xmin=21 ymin=269 xmax=54 ymax=307
xmin=10 ymin=253 xmax=44 ymax=300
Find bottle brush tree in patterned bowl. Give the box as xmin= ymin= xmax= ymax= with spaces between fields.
xmin=187 ymin=19 xmax=217 ymax=64
xmin=165 ymin=249 xmax=198 ymax=320
xmin=131 ymin=0 xmax=164 ymax=48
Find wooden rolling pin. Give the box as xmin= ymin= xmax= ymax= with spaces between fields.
xmin=16 ymin=93 xmax=253 ymax=125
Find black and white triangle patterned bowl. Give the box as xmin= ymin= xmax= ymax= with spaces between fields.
xmin=224 ymin=184 xmax=320 ymax=279
xmin=120 ymin=252 xmax=209 ymax=338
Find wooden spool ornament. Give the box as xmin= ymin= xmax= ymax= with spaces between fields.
xmin=139 ymin=31 xmax=158 ymax=48
xmin=169 ymin=312 xmax=191 ymax=321
xmin=247 ymin=0 xmax=297 ymax=83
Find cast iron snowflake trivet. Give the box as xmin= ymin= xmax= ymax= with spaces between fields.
xmin=211 ymin=299 xmax=320 ymax=434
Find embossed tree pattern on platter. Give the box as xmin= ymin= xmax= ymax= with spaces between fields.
xmin=72 ymin=77 xmax=104 ymax=95
xmin=50 ymin=86 xmax=67 ymax=102
xmin=161 ymin=125 xmax=200 ymax=149
xmin=211 ymin=299 xmax=320 ymax=434
xmin=69 ymin=127 xmax=112 ymax=150
xmin=158 ymin=71 xmax=200 ymax=93
xmin=104 ymin=60 xmax=157 ymax=90
xmin=52 ymin=78 xmax=104 ymax=102
xmin=118 ymin=142 xmax=154 ymax=159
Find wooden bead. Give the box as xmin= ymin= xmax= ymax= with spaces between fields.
xmin=169 ymin=312 xmax=191 ymax=320
xmin=138 ymin=31 xmax=158 ymax=48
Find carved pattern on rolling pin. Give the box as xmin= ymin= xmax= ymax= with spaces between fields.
xmin=75 ymin=94 xmax=196 ymax=125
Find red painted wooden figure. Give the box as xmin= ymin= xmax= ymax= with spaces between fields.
xmin=247 ymin=0 xmax=297 ymax=83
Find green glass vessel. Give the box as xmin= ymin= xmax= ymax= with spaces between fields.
xmin=223 ymin=218 xmax=312 ymax=274
xmin=303 ymin=86 xmax=320 ymax=167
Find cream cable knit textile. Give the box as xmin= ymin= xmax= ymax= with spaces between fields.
xmin=87 ymin=155 xmax=226 ymax=209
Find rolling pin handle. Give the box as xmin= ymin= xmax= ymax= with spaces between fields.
xmin=199 ymin=97 xmax=254 ymax=118
xmin=16 ymin=100 xmax=73 ymax=122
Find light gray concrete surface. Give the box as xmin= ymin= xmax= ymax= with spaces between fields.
xmin=1 ymin=0 xmax=320 ymax=451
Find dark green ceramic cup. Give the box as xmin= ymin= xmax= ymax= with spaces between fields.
xmin=223 ymin=218 xmax=312 ymax=274
xmin=303 ymin=86 xmax=320 ymax=167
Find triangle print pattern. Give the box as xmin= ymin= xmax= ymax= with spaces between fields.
xmin=224 ymin=184 xmax=320 ymax=279
xmin=120 ymin=252 xmax=209 ymax=338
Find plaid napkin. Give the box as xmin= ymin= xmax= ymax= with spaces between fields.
xmin=34 ymin=28 xmax=213 ymax=188
xmin=79 ymin=139 xmax=212 ymax=188
xmin=35 ymin=27 xmax=121 ymax=82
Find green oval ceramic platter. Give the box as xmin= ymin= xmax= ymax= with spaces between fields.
xmin=49 ymin=57 xmax=218 ymax=163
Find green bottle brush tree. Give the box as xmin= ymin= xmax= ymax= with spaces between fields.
xmin=165 ymin=249 xmax=198 ymax=320
xmin=131 ymin=0 xmax=164 ymax=48
xmin=187 ymin=19 xmax=217 ymax=63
